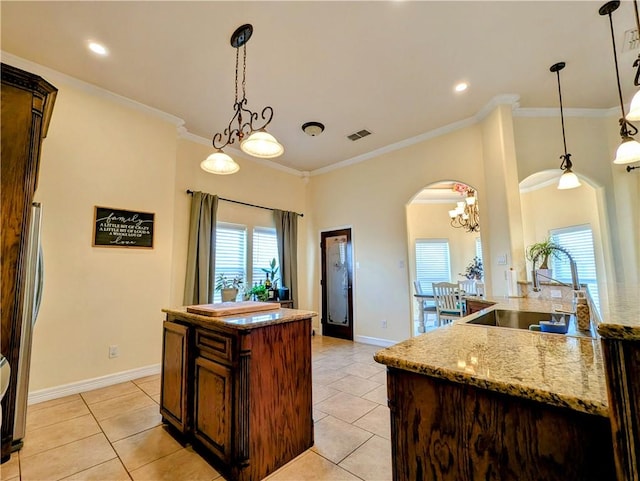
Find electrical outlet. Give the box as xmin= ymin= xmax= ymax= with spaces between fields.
xmin=550 ymin=289 xmax=562 ymax=299
xmin=381 ymin=319 xmax=387 ymax=328
xmin=109 ymin=345 xmax=119 ymax=358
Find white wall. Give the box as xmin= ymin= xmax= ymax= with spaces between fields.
xmin=309 ymin=122 xmax=486 ymax=343
xmin=31 ymin=76 xmax=178 ymax=390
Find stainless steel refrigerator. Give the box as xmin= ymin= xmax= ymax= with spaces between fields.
xmin=12 ymin=202 xmax=44 ymax=451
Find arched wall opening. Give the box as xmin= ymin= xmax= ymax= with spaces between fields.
xmin=406 ymin=180 xmax=484 ymax=336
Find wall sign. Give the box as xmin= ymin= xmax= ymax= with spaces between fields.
xmin=93 ymin=206 xmax=154 ymax=248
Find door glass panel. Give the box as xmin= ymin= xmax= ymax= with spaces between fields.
xmin=326 ymin=234 xmax=349 ymax=326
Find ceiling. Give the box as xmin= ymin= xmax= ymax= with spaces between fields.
xmin=1 ymin=1 xmax=637 ymax=173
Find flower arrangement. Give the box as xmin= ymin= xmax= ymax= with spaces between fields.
xmin=215 ymin=273 xmax=243 ymax=292
xmin=460 ymin=256 xmax=483 ymax=280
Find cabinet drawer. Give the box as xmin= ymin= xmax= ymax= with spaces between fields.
xmin=196 ymin=329 xmax=234 ymax=364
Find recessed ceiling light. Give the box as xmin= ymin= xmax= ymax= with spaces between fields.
xmin=88 ymin=42 xmax=108 ymax=56
xmin=454 ymin=82 xmax=469 ymax=93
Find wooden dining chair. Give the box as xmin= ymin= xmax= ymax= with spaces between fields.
xmin=432 ymin=282 xmax=465 ymax=325
xmin=458 ymin=279 xmax=476 ymax=295
xmin=414 ymin=280 xmax=437 ymax=330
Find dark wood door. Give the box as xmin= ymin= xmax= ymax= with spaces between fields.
xmin=160 ymin=322 xmax=189 ymax=433
xmin=193 ymin=356 xmax=233 ymax=463
xmin=320 ymin=229 xmax=354 ymax=340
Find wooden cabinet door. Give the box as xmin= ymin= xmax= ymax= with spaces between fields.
xmin=160 ymin=321 xmax=189 ymax=432
xmin=193 ymin=356 xmax=233 ymax=463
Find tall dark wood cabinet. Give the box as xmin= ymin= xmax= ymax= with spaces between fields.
xmin=1 ymin=64 xmax=57 ymax=462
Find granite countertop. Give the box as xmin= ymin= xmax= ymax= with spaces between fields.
xmin=163 ymin=306 xmax=317 ymax=330
xmin=374 ymin=296 xmax=609 ymax=417
xmin=595 ymin=284 xmax=640 ymax=341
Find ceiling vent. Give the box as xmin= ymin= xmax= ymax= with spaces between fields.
xmin=347 ymin=129 xmax=372 ymax=141
xmin=623 ymin=28 xmax=639 ymax=52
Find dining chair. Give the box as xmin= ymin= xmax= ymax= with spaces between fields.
xmin=432 ymin=282 xmax=465 ymax=325
xmin=413 ymin=280 xmax=437 ymax=331
xmin=458 ymin=279 xmax=476 ymax=295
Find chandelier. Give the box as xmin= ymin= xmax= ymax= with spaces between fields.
xmin=599 ymin=1 xmax=640 ymax=165
xmin=201 ymin=24 xmax=284 ymax=175
xmin=448 ymin=184 xmax=480 ymax=233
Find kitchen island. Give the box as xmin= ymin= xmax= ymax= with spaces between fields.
xmin=375 ymin=295 xmax=617 ymax=481
xmin=160 ymin=304 xmax=317 ymax=481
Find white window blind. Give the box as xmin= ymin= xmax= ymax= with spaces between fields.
xmin=475 ymin=237 xmax=483 ymax=269
xmin=213 ymin=223 xmax=247 ymax=302
xmin=415 ymin=239 xmax=451 ymax=295
xmin=550 ymin=225 xmax=599 ymax=310
xmin=252 ymin=227 xmax=279 ymax=286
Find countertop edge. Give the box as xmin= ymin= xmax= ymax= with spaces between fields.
xmin=374 ymin=350 xmax=608 ymax=417
xmin=163 ymin=307 xmax=317 ymax=330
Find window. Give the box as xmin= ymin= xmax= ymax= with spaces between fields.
xmin=213 ymin=224 xmax=279 ymax=302
xmin=475 ymin=237 xmax=483 ymax=274
xmin=550 ymin=225 xmax=599 ymax=310
xmin=213 ymin=223 xmax=247 ymax=302
xmin=252 ymin=227 xmax=279 ymax=286
xmin=415 ymin=239 xmax=451 ymax=296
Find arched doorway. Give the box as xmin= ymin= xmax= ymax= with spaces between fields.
xmin=406 ymin=181 xmax=484 ymax=336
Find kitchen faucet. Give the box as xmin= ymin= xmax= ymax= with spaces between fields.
xmin=531 ymin=245 xmax=580 ymax=292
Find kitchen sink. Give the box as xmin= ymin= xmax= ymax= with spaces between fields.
xmin=465 ymin=309 xmax=554 ymax=331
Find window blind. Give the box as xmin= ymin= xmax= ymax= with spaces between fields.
xmin=550 ymin=225 xmax=599 ymax=310
xmin=252 ymin=227 xmax=279 ymax=286
xmin=214 ymin=223 xmax=247 ymax=302
xmin=415 ymin=239 xmax=451 ymax=295
xmin=475 ymin=237 xmax=483 ymax=267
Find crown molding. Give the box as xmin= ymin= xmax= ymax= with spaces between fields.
xmin=513 ymin=107 xmax=619 ymax=118
xmin=310 ymin=94 xmax=521 ymax=176
xmin=1 ymin=52 xmax=185 ymax=128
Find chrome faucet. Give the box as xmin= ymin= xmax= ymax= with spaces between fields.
xmin=531 ymin=245 xmax=580 ymax=292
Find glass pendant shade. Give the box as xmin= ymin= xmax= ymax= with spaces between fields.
xmin=627 ymin=90 xmax=640 ymax=121
xmin=557 ymin=169 xmax=581 ymax=190
xmin=201 ymin=150 xmax=240 ymax=175
xmin=240 ymin=129 xmax=284 ymax=159
xmin=613 ymin=137 xmax=640 ymax=164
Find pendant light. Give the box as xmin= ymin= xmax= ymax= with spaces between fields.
xmin=203 ymin=24 xmax=283 ymax=175
xmin=550 ymin=62 xmax=581 ymax=190
xmin=600 ymin=1 xmax=640 ymax=164
xmin=626 ymin=0 xmax=640 ymax=121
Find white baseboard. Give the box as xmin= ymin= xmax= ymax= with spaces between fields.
xmin=354 ymin=335 xmax=396 ymax=348
xmin=28 ymin=364 xmax=161 ymax=405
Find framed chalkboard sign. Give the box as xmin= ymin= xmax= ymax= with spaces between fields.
xmin=93 ymin=206 xmax=155 ymax=249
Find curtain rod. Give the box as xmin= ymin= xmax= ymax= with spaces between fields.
xmin=186 ymin=190 xmax=303 ymax=217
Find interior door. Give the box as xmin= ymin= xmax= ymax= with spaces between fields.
xmin=321 ymin=229 xmax=353 ymax=340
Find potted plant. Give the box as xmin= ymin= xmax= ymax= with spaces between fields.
xmin=245 ymin=283 xmax=269 ymax=302
xmin=526 ymin=237 xmax=562 ymax=282
xmin=460 ymin=256 xmax=483 ymax=280
xmin=261 ymin=258 xmax=279 ymax=286
xmin=215 ymin=273 xmax=243 ymax=302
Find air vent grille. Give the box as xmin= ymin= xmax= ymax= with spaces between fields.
xmin=347 ymin=129 xmax=372 ymax=141
xmin=624 ymin=28 xmax=639 ymax=52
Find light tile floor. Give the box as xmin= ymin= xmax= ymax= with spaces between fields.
xmin=1 ymin=335 xmax=392 ymax=481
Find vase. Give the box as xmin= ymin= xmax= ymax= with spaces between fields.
xmin=221 ymin=288 xmax=238 ymax=302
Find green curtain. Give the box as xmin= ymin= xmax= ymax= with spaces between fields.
xmin=183 ymin=192 xmax=218 ymax=305
xmin=274 ymin=209 xmax=298 ymax=308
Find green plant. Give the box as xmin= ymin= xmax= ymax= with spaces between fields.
xmin=245 ymin=283 xmax=269 ymax=301
xmin=261 ymin=258 xmax=279 ymax=285
xmin=460 ymin=256 xmax=483 ymax=280
xmin=526 ymin=238 xmax=562 ymax=269
xmin=215 ymin=273 xmax=243 ymax=292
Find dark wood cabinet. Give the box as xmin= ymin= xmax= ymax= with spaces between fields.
xmin=193 ymin=356 xmax=232 ymax=462
xmin=465 ymin=297 xmax=495 ymax=315
xmin=161 ymin=310 xmax=313 ymax=481
xmin=1 ymin=64 xmax=57 ymax=462
xmin=160 ymin=321 xmax=190 ymax=433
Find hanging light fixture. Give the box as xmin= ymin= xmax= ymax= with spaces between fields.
xmin=626 ymin=0 xmax=640 ymax=121
xmin=202 ymin=24 xmax=283 ymax=175
xmin=448 ymin=184 xmax=480 ymax=233
xmin=550 ymin=62 xmax=581 ymax=190
xmin=600 ymin=1 xmax=640 ymax=164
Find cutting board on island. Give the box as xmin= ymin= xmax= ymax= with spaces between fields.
xmin=186 ymin=301 xmax=280 ymax=317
